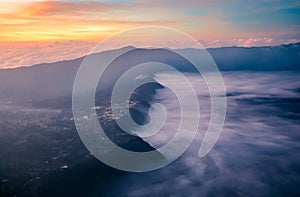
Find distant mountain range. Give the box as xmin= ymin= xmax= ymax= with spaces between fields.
xmin=0 ymin=42 xmax=299 ymax=102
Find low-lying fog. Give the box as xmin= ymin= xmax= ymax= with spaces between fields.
xmin=102 ymin=71 xmax=300 ymax=196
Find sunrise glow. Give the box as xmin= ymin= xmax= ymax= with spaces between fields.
xmin=0 ymin=0 xmax=299 ymax=68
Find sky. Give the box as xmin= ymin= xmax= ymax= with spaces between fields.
xmin=0 ymin=0 xmax=300 ymax=68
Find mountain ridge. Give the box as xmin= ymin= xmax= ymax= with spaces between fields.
xmin=0 ymin=42 xmax=299 ymax=71
xmin=0 ymin=42 xmax=299 ymax=102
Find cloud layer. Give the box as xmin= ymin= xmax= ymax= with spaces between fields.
xmin=1 ymin=37 xmax=299 ymax=69
xmin=102 ymin=71 xmax=300 ymax=196
xmin=0 ymin=41 xmax=96 ymax=68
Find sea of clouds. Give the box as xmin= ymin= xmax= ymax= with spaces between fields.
xmin=96 ymin=71 xmax=300 ymax=196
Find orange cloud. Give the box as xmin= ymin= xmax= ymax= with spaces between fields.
xmin=0 ymin=1 xmax=180 ymax=41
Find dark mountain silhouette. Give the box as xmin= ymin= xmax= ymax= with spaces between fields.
xmin=0 ymin=43 xmax=299 ymax=102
